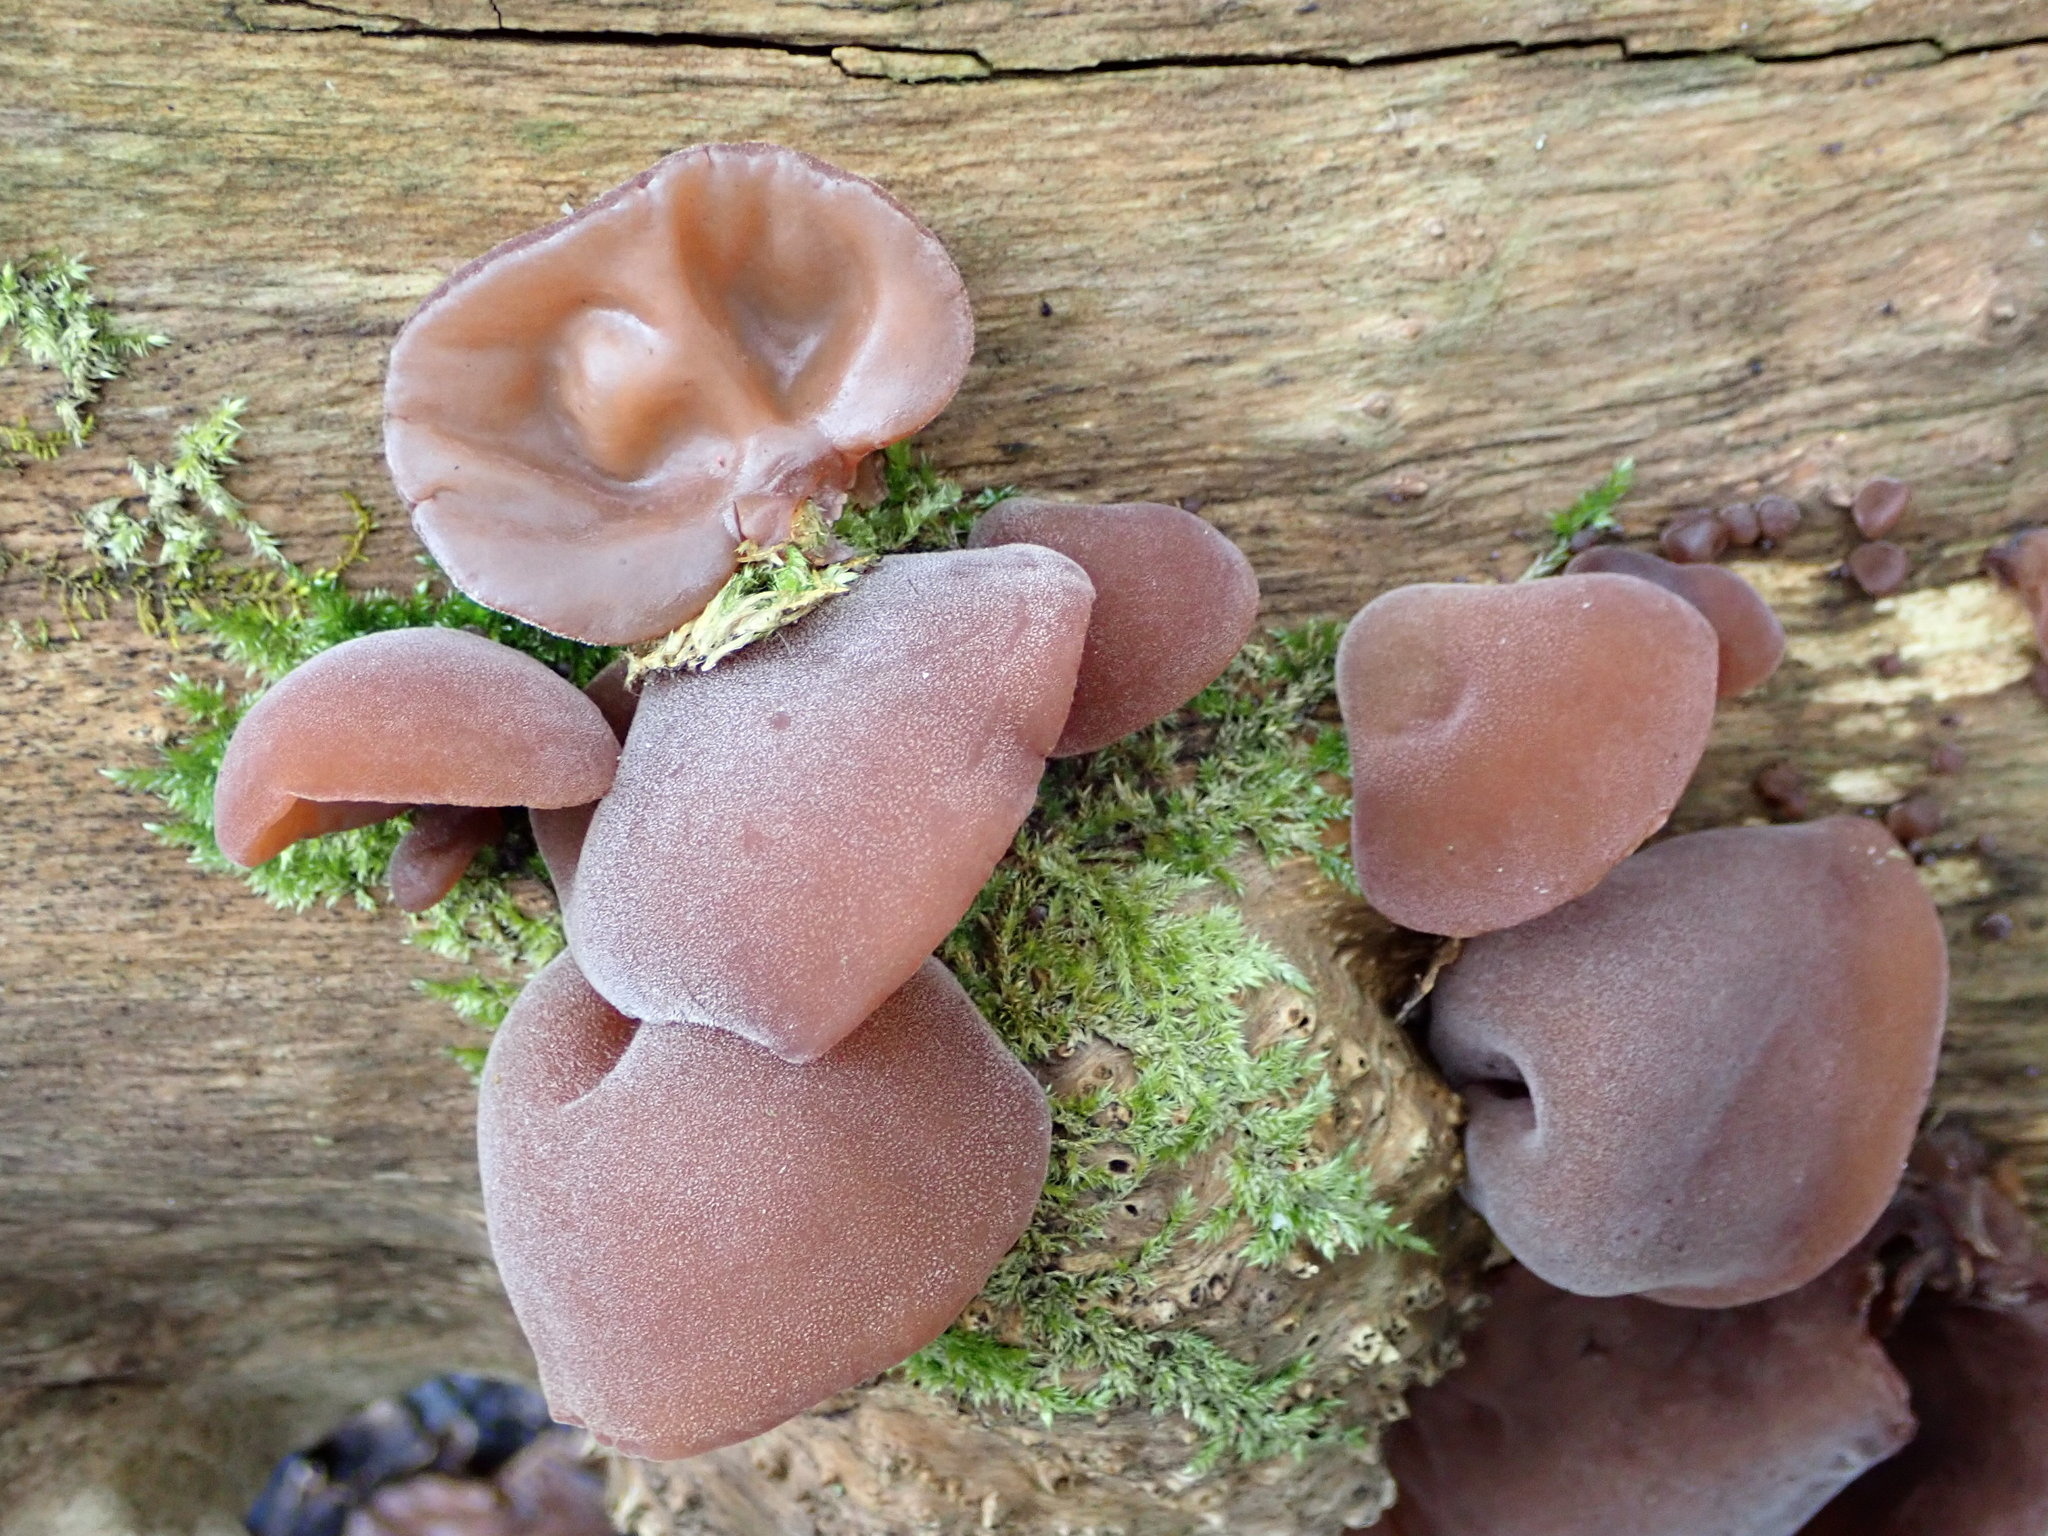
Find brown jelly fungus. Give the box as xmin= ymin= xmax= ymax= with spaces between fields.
xmin=477 ymin=954 xmax=1050 ymax=1462
xmin=1852 ymin=476 xmax=1912 ymax=539
xmin=1430 ymin=818 xmax=1947 ymax=1306
xmin=1718 ymin=501 xmax=1763 ymax=546
xmin=1660 ymin=511 xmax=1728 ymax=564
xmin=1565 ymin=545 xmax=1785 ymax=698
xmin=1336 ymin=574 xmax=1717 ymax=937
xmin=1756 ymin=494 xmax=1803 ymax=542
xmin=967 ymin=498 xmax=1259 ymax=755
xmin=1983 ymin=526 xmax=2048 ymax=644
xmin=1359 ymin=1264 xmax=1911 ymax=1536
xmin=1885 ymin=794 xmax=1944 ymax=846
xmin=1848 ymin=541 xmax=1911 ymax=597
xmin=387 ymin=805 xmax=503 ymax=912
xmin=1977 ymin=912 xmax=2014 ymax=941
xmin=1928 ymin=742 xmax=1965 ymax=776
xmin=384 ymin=143 xmax=974 ymax=646
xmin=567 ymin=546 xmax=1093 ymax=1062
xmin=213 ymin=628 xmax=620 ymax=868
xmin=1755 ymin=761 xmax=1813 ymax=821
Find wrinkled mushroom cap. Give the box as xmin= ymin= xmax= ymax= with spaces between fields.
xmin=212 ymin=628 xmax=619 ymax=868
xmin=1430 ymin=817 xmax=1947 ymax=1307
xmin=1337 ymin=574 xmax=1718 ymax=937
xmin=385 ymin=143 xmax=975 ymax=645
xmin=1365 ymin=1263 xmax=1913 ymax=1536
xmin=478 ymin=953 xmax=1050 ymax=1462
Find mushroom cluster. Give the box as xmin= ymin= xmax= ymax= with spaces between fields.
xmin=213 ymin=145 xmax=1260 ymax=1460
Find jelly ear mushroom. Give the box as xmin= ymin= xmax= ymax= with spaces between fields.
xmin=387 ymin=805 xmax=503 ymax=912
xmin=1336 ymin=574 xmax=1717 ymax=937
xmin=477 ymin=953 xmax=1049 ymax=1461
xmin=212 ymin=628 xmax=619 ymax=868
xmin=1359 ymin=1263 xmax=1912 ymax=1536
xmin=966 ymin=499 xmax=1259 ymax=755
xmin=1429 ymin=817 xmax=1946 ymax=1306
xmin=566 ymin=545 xmax=1093 ymax=1063
xmin=1984 ymin=526 xmax=2048 ymax=644
xmin=1565 ymin=545 xmax=1785 ymax=698
xmin=384 ymin=143 xmax=974 ymax=646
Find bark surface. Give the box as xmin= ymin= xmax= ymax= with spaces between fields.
xmin=4 ymin=1 xmax=2048 ymax=1529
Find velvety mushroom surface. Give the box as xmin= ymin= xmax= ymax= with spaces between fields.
xmin=1363 ymin=1263 xmax=1913 ymax=1536
xmin=212 ymin=628 xmax=620 ymax=868
xmin=477 ymin=953 xmax=1050 ymax=1462
xmin=1430 ymin=818 xmax=1947 ymax=1306
xmin=966 ymin=498 xmax=1260 ymax=755
xmin=1336 ymin=574 xmax=1718 ymax=937
xmin=1564 ymin=545 xmax=1785 ymax=698
xmin=384 ymin=143 xmax=975 ymax=646
xmin=567 ymin=545 xmax=1093 ymax=1062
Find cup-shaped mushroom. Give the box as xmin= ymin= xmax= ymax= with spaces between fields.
xmin=965 ymin=499 xmax=1259 ymax=755
xmin=387 ymin=804 xmax=504 ymax=912
xmin=1565 ymin=545 xmax=1785 ymax=698
xmin=1430 ymin=818 xmax=1947 ymax=1306
xmin=212 ymin=628 xmax=620 ymax=868
xmin=1361 ymin=1264 xmax=1914 ymax=1536
xmin=477 ymin=953 xmax=1050 ymax=1461
xmin=1336 ymin=575 xmax=1718 ymax=937
xmin=566 ymin=546 xmax=1092 ymax=1062
xmin=384 ymin=143 xmax=974 ymax=646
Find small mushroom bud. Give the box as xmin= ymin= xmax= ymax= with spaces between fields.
xmin=1430 ymin=818 xmax=1947 ymax=1306
xmin=1718 ymin=501 xmax=1763 ymax=546
xmin=1360 ymin=1263 xmax=1913 ymax=1536
xmin=1336 ymin=574 xmax=1717 ymax=937
xmin=1756 ymin=494 xmax=1804 ymax=542
xmin=212 ymin=628 xmax=620 ymax=868
xmin=1983 ymin=526 xmax=2048 ymax=644
xmin=567 ymin=546 xmax=1093 ymax=1062
xmin=967 ymin=498 xmax=1260 ymax=755
xmin=1660 ymin=510 xmax=1728 ymax=564
xmin=1852 ymin=476 xmax=1912 ymax=539
xmin=1848 ymin=540 xmax=1912 ymax=597
xmin=384 ymin=144 xmax=975 ymax=645
xmin=1565 ymin=544 xmax=1786 ymax=697
xmin=477 ymin=954 xmax=1049 ymax=1462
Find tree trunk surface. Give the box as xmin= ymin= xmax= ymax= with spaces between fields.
xmin=5 ymin=2 xmax=2048 ymax=1531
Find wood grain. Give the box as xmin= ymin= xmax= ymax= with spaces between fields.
xmin=5 ymin=0 xmax=2048 ymax=1525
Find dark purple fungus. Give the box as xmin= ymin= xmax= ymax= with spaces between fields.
xmin=1359 ymin=1263 xmax=1913 ymax=1536
xmin=1853 ymin=477 xmax=1912 ymax=539
xmin=213 ymin=629 xmax=619 ymax=869
xmin=479 ymin=953 xmax=1050 ymax=1462
xmin=384 ymin=144 xmax=975 ymax=646
xmin=1803 ymin=1127 xmax=2048 ymax=1536
xmin=1755 ymin=761 xmax=1813 ymax=821
xmin=1984 ymin=527 xmax=2048 ymax=646
xmin=1430 ymin=818 xmax=1947 ymax=1306
xmin=1718 ymin=501 xmax=1763 ymax=546
xmin=1757 ymin=494 xmax=1804 ymax=542
xmin=1565 ymin=544 xmax=1785 ymax=697
xmin=1850 ymin=541 xmax=1912 ymax=597
xmin=566 ymin=546 xmax=1093 ymax=1062
xmin=388 ymin=805 xmax=504 ymax=912
xmin=966 ymin=498 xmax=1259 ymax=756
xmin=1661 ymin=511 xmax=1728 ymax=564
xmin=1886 ymin=794 xmax=1945 ymax=847
xmin=1336 ymin=574 xmax=1717 ymax=937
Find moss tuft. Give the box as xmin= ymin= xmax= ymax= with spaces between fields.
xmin=1520 ymin=457 xmax=1635 ymax=579
xmin=0 ymin=253 xmax=167 ymax=460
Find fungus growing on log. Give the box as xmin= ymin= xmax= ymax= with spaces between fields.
xmin=1429 ymin=817 xmax=1947 ymax=1306
xmin=384 ymin=143 xmax=974 ymax=645
xmin=1848 ymin=540 xmax=1912 ymax=597
xmin=477 ymin=953 xmax=1050 ymax=1462
xmin=1564 ymin=544 xmax=1785 ymax=697
xmin=1985 ymin=526 xmax=2048 ymax=643
xmin=966 ymin=498 xmax=1260 ymax=755
xmin=387 ymin=804 xmax=503 ymax=912
xmin=1335 ymin=574 xmax=1717 ymax=937
xmin=212 ymin=627 xmax=619 ymax=869
xmin=1852 ymin=476 xmax=1912 ymax=539
xmin=566 ymin=545 xmax=1093 ymax=1062
xmin=1360 ymin=1262 xmax=1913 ymax=1536
xmin=1660 ymin=510 xmax=1728 ymax=563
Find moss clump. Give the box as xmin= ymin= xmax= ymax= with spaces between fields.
xmin=1520 ymin=456 xmax=1635 ymax=578
xmin=0 ymin=253 xmax=167 ymax=463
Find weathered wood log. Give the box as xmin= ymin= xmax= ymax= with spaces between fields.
xmin=5 ymin=2 xmax=2048 ymax=1530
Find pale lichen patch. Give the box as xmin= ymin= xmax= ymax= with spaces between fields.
xmin=1783 ymin=575 xmax=2034 ymax=707
xmin=1827 ymin=765 xmax=1917 ymax=805
xmin=1917 ymin=854 xmax=1997 ymax=908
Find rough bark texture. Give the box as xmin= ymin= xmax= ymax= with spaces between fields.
xmin=5 ymin=0 xmax=2048 ymax=1530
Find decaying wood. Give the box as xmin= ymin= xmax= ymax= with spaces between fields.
xmin=4 ymin=1 xmax=2048 ymax=1529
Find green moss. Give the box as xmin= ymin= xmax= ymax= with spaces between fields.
xmin=1520 ymin=456 xmax=1635 ymax=578
xmin=0 ymin=254 xmax=168 ymax=462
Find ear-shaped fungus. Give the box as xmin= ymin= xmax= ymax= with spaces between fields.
xmin=565 ymin=545 xmax=1092 ymax=1062
xmin=1336 ymin=574 xmax=1718 ymax=937
xmin=212 ymin=628 xmax=619 ymax=868
xmin=477 ymin=953 xmax=1049 ymax=1461
xmin=384 ymin=143 xmax=974 ymax=646
xmin=966 ymin=499 xmax=1259 ymax=755
xmin=1363 ymin=1263 xmax=1913 ymax=1536
xmin=1803 ymin=1128 xmax=2048 ymax=1535
xmin=1565 ymin=545 xmax=1785 ymax=697
xmin=387 ymin=805 xmax=503 ymax=912
xmin=1430 ymin=818 xmax=1947 ymax=1306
